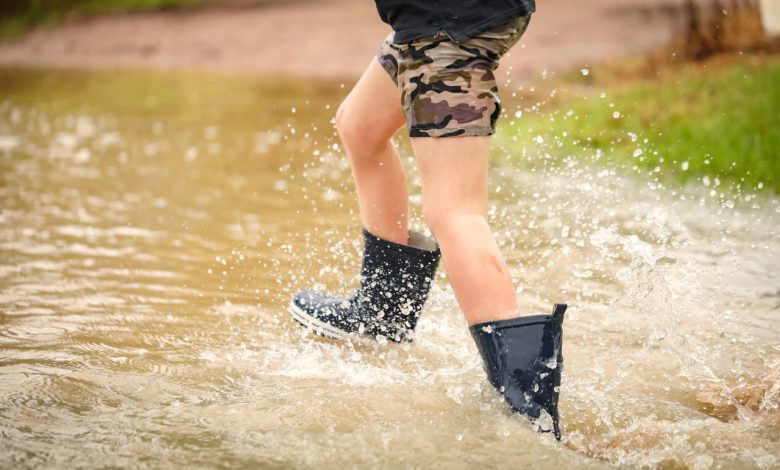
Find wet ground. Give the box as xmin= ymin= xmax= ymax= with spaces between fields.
xmin=0 ymin=67 xmax=778 ymax=468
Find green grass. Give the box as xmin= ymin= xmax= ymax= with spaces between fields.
xmin=0 ymin=0 xmax=203 ymax=38
xmin=496 ymin=55 xmax=780 ymax=193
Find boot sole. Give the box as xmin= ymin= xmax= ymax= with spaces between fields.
xmin=288 ymin=300 xmax=353 ymax=341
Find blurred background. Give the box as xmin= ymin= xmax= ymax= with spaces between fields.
xmin=0 ymin=1 xmax=778 ymax=469
xmin=0 ymin=0 xmax=773 ymax=80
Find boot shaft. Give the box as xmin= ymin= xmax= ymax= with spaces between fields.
xmin=469 ymin=304 xmax=566 ymax=439
xmin=356 ymin=227 xmax=441 ymax=339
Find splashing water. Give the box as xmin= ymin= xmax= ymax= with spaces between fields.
xmin=0 ymin=69 xmax=778 ymax=468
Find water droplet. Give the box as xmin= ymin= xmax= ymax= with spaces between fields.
xmin=534 ymin=409 xmax=554 ymax=432
xmin=185 ymin=146 xmax=198 ymax=162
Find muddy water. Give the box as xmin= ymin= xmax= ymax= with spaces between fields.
xmin=0 ymin=68 xmax=778 ymax=469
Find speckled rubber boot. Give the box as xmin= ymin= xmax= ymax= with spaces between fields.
xmin=289 ymin=227 xmax=441 ymax=343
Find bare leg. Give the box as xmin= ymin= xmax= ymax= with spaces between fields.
xmin=411 ymin=135 xmax=518 ymax=325
xmin=335 ymin=58 xmax=409 ymax=244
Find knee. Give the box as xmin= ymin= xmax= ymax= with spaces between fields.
xmin=335 ymin=100 xmax=390 ymax=159
xmin=423 ymin=195 xmax=488 ymax=238
xmin=423 ymin=204 xmax=484 ymax=239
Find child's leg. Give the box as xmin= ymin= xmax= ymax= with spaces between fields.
xmin=335 ymin=57 xmax=409 ymax=245
xmin=411 ymin=135 xmax=519 ymax=325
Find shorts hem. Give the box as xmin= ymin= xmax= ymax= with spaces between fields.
xmin=409 ymin=126 xmax=495 ymax=138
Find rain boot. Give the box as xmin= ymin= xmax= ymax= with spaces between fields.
xmin=289 ymin=226 xmax=441 ymax=343
xmin=469 ymin=303 xmax=567 ymax=440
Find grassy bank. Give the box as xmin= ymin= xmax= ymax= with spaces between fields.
xmin=496 ymin=54 xmax=780 ymax=194
xmin=0 ymin=0 xmax=202 ymax=37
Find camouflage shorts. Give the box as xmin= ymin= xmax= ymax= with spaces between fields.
xmin=376 ymin=14 xmax=531 ymax=138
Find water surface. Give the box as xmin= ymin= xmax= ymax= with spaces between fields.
xmin=0 ymin=68 xmax=778 ymax=469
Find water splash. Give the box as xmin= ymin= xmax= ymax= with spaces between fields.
xmin=0 ymin=68 xmax=777 ymax=468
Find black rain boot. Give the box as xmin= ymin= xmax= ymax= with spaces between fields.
xmin=469 ymin=303 xmax=567 ymax=440
xmin=289 ymin=226 xmax=441 ymax=343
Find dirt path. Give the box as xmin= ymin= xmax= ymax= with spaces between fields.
xmin=0 ymin=0 xmax=686 ymax=81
